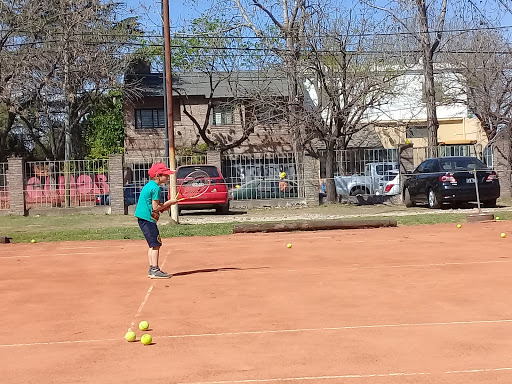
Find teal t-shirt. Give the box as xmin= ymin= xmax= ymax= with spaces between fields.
xmin=134 ymin=180 xmax=161 ymax=222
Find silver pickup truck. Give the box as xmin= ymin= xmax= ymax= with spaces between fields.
xmin=334 ymin=162 xmax=399 ymax=196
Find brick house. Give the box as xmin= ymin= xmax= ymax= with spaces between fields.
xmin=124 ymin=65 xmax=292 ymax=158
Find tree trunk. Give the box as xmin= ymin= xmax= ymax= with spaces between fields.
xmin=325 ymin=141 xmax=337 ymax=203
xmin=0 ymin=111 xmax=16 ymax=161
xmin=423 ymin=51 xmax=439 ymax=158
xmin=416 ymin=0 xmax=441 ymax=158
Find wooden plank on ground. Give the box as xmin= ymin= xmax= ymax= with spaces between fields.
xmin=233 ymin=219 xmax=397 ymax=234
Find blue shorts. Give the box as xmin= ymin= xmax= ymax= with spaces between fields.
xmin=138 ymin=218 xmax=162 ymax=248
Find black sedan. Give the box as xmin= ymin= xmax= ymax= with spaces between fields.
xmin=403 ymin=156 xmax=500 ymax=209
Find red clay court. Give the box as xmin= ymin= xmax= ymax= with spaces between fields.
xmin=1 ymin=221 xmax=512 ymax=384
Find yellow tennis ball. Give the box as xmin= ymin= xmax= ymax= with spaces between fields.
xmin=287 ymin=243 xmax=292 ymax=248
xmin=501 ymin=233 xmax=506 ymax=238
xmin=138 ymin=320 xmax=149 ymax=331
xmin=31 ymin=239 xmax=36 ymax=243
xmin=125 ymin=331 xmax=136 ymax=342
xmin=235 ymin=185 xmax=240 ymax=188
xmin=496 ymin=216 xmax=500 ymax=220
xmin=456 ymin=224 xmax=462 ymax=228
xmin=141 ymin=334 xmax=152 ymax=345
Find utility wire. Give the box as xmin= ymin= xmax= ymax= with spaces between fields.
xmin=2 ymin=23 xmax=512 ymax=40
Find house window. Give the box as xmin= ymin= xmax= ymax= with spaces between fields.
xmin=406 ymin=125 xmax=428 ymax=138
xmin=211 ymin=105 xmax=234 ymax=126
xmin=135 ymin=109 xmax=165 ymax=129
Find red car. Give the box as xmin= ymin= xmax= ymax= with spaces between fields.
xmin=173 ymin=164 xmax=230 ymax=214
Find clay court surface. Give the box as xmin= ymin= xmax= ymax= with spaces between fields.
xmin=1 ymin=222 xmax=512 ymax=384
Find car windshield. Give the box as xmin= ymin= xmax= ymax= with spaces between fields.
xmin=177 ymin=166 xmax=220 ymax=179
xmin=438 ymin=158 xmax=488 ymax=172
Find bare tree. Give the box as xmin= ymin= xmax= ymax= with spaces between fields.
xmin=300 ymin=8 xmax=402 ymax=202
xmin=0 ymin=0 xmax=141 ymax=162
xmin=0 ymin=0 xmax=51 ymax=160
xmin=172 ymin=16 xmax=287 ymax=153
xmin=444 ymin=30 xmax=512 ymax=141
xmin=227 ymin=0 xmax=311 ymax=154
xmin=362 ymin=0 xmax=449 ymax=157
xmin=362 ymin=0 xmax=510 ymax=157
xmin=33 ymin=1 xmax=140 ymax=160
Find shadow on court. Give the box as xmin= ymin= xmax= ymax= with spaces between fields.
xmin=172 ymin=266 xmax=269 ymax=277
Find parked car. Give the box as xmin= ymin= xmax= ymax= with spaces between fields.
xmin=334 ymin=161 xmax=399 ymax=196
xmin=403 ymin=156 xmax=500 ymax=209
xmin=229 ymin=178 xmax=298 ymax=200
xmin=174 ymin=164 xmax=230 ymax=214
xmin=378 ymin=170 xmax=400 ymax=196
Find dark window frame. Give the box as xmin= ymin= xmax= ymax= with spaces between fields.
xmin=211 ymin=105 xmax=235 ymax=126
xmin=135 ymin=109 xmax=165 ymax=129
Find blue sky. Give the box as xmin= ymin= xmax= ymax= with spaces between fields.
xmin=124 ymin=0 xmax=211 ymax=32
xmin=123 ymin=0 xmax=512 ymax=36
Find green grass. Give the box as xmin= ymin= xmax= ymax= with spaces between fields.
xmin=0 ymin=215 xmax=234 ymax=243
xmin=0 ymin=210 xmax=510 ymax=243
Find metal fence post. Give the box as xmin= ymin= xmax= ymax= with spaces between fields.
xmin=7 ymin=157 xmax=26 ymax=216
xmin=109 ymin=154 xmax=126 ymax=214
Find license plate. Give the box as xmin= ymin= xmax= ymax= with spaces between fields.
xmin=466 ymin=178 xmax=475 ymax=183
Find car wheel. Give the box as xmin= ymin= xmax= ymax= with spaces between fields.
xmin=404 ymin=188 xmax=415 ymax=208
xmin=428 ymin=188 xmax=441 ymax=209
xmin=482 ymin=199 xmax=497 ymax=208
xmin=350 ymin=188 xmax=366 ymax=196
xmin=216 ymin=202 xmax=230 ymax=215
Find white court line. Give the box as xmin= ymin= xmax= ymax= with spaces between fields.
xmin=127 ymin=252 xmax=169 ymax=331
xmin=175 ymin=368 xmax=512 ymax=384
xmin=159 ymin=319 xmax=512 ymax=339
xmin=352 ymin=260 xmax=512 ymax=269
xmin=0 ymin=338 xmax=119 ymax=348
xmin=59 ymin=246 xmax=112 ymax=250
xmin=446 ymin=367 xmax=512 ymax=374
xmin=29 ymin=237 xmax=400 ymax=252
xmin=0 ymin=255 xmax=33 ymax=259
xmin=178 ymin=372 xmax=430 ymax=383
xmin=1 ymin=254 xmax=510 ymax=274
xmin=2 ymin=318 xmax=512 ymax=348
xmin=0 ymin=252 xmax=98 ymax=259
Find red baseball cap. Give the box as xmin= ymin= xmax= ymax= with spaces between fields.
xmin=148 ymin=162 xmax=175 ymax=177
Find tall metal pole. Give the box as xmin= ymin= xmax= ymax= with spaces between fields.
xmin=162 ymin=0 xmax=169 ymax=160
xmin=162 ymin=0 xmax=179 ymax=222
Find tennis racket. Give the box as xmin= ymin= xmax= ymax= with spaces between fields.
xmin=175 ymin=169 xmax=211 ymax=201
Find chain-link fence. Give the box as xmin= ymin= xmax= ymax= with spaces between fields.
xmin=24 ymin=159 xmax=110 ymax=209
xmin=0 ymin=162 xmax=8 ymax=210
xmin=330 ymin=148 xmax=399 ymax=197
xmin=222 ymin=152 xmax=303 ymax=200
xmin=333 ymin=148 xmax=399 ymax=176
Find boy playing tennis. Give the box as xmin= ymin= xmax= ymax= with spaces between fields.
xmin=135 ymin=162 xmax=177 ymax=279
